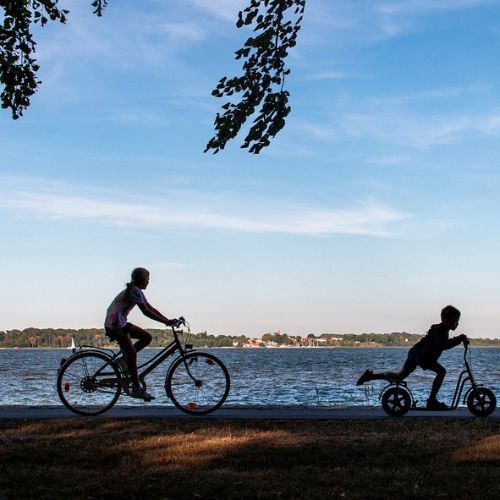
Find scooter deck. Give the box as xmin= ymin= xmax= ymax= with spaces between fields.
xmin=411 ymin=407 xmax=455 ymax=411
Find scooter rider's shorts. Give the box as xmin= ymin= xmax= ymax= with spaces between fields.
xmin=402 ymin=347 xmax=419 ymax=373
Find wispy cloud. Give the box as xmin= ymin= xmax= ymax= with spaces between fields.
xmin=0 ymin=177 xmax=409 ymax=238
xmin=363 ymin=154 xmax=412 ymax=166
xmin=377 ymin=0 xmax=495 ymax=16
xmin=302 ymin=108 xmax=500 ymax=148
xmin=104 ymin=111 xmax=169 ymax=126
xmin=29 ymin=1 xmax=236 ymax=112
xmin=159 ymin=21 xmax=207 ymax=43
xmin=149 ymin=261 xmax=191 ymax=270
xmin=339 ymin=113 xmax=472 ymax=147
xmin=189 ymin=0 xmax=241 ymax=21
xmin=304 ymin=71 xmax=354 ymax=81
xmin=369 ymin=85 xmax=496 ymax=105
xmin=36 ymin=261 xmax=191 ymax=271
xmin=303 ymin=0 xmax=494 ymax=47
xmin=35 ymin=1 xmax=234 ymax=73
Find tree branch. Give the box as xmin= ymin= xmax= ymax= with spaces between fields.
xmin=205 ymin=0 xmax=306 ymax=154
xmin=0 ymin=1 xmax=106 ymax=120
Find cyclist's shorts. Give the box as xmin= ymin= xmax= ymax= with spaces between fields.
xmin=105 ymin=323 xmax=134 ymax=343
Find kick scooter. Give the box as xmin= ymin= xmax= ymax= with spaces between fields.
xmin=380 ymin=341 xmax=496 ymax=417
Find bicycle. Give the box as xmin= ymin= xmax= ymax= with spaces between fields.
xmin=56 ymin=318 xmax=230 ymax=416
xmin=380 ymin=340 xmax=496 ymax=417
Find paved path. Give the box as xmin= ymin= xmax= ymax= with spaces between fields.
xmin=1 ymin=405 xmax=498 ymax=420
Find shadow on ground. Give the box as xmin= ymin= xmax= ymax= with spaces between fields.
xmin=0 ymin=418 xmax=499 ymax=498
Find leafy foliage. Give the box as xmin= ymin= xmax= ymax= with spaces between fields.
xmin=0 ymin=1 xmax=108 ymax=119
xmin=91 ymin=0 xmax=107 ymax=17
xmin=206 ymin=0 xmax=306 ymax=154
xmin=1 ymin=1 xmax=66 ymax=118
xmin=1 ymin=1 xmax=305 ymax=154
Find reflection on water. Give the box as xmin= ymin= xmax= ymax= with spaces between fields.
xmin=0 ymin=347 xmax=498 ymax=407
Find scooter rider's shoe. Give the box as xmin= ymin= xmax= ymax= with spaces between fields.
xmin=426 ymin=399 xmax=448 ymax=410
xmin=356 ymin=369 xmax=373 ymax=386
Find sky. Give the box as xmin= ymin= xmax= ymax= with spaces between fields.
xmin=1 ymin=0 xmax=500 ymax=337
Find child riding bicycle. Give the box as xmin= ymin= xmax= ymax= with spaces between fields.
xmin=356 ymin=305 xmax=468 ymax=410
xmin=104 ymin=267 xmax=181 ymax=401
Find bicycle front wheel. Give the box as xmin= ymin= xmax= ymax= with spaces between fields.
xmin=166 ymin=352 xmax=230 ymax=415
xmin=57 ymin=351 xmax=122 ymax=416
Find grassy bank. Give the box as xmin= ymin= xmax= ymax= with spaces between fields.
xmin=0 ymin=418 xmax=499 ymax=499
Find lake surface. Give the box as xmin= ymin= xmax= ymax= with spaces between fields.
xmin=0 ymin=347 xmax=498 ymax=407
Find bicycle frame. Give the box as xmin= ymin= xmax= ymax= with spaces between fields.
xmin=136 ymin=328 xmax=189 ymax=380
xmin=64 ymin=326 xmax=195 ymax=387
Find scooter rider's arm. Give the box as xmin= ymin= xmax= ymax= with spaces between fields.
xmin=444 ymin=333 xmax=468 ymax=350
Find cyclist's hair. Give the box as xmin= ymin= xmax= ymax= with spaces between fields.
xmin=441 ymin=305 xmax=461 ymax=322
xmin=125 ymin=267 xmax=149 ymax=296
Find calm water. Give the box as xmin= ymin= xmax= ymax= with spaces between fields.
xmin=0 ymin=347 xmax=498 ymax=407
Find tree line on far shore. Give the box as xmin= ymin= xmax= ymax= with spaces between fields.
xmin=1 ymin=328 xmax=499 ymax=349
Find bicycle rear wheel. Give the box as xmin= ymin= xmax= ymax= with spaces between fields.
xmin=57 ymin=351 xmax=122 ymax=416
xmin=166 ymin=352 xmax=230 ymax=415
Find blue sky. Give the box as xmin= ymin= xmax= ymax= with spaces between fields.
xmin=1 ymin=0 xmax=500 ymax=337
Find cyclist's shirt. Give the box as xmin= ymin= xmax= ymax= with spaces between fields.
xmin=104 ymin=286 xmax=146 ymax=328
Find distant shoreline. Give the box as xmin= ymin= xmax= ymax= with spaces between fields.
xmin=3 ymin=328 xmax=499 ymax=349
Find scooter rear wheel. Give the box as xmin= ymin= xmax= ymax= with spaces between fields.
xmin=467 ymin=387 xmax=496 ymax=417
xmin=381 ymin=386 xmax=412 ymax=417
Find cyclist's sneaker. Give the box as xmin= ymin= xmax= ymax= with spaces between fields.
xmin=356 ymin=369 xmax=373 ymax=386
xmin=116 ymin=357 xmax=129 ymax=374
xmin=130 ymin=388 xmax=156 ymax=401
xmin=426 ymin=399 xmax=448 ymax=410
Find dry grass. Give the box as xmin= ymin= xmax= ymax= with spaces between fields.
xmin=450 ymin=433 xmax=500 ymax=463
xmin=0 ymin=418 xmax=499 ymax=499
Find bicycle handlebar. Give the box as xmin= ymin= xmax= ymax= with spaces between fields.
xmin=171 ymin=316 xmax=189 ymax=330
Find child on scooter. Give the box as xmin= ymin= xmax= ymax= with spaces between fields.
xmin=356 ymin=305 xmax=468 ymax=410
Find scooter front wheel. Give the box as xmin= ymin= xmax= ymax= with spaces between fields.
xmin=381 ymin=386 xmax=412 ymax=417
xmin=467 ymin=387 xmax=496 ymax=417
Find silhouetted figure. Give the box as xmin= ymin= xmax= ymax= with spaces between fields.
xmin=105 ymin=267 xmax=179 ymax=401
xmin=356 ymin=305 xmax=467 ymax=410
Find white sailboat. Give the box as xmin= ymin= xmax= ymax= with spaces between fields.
xmin=69 ymin=337 xmax=76 ymax=351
